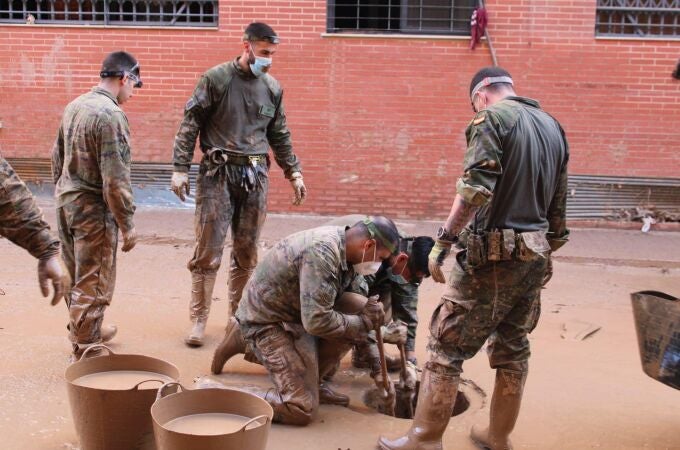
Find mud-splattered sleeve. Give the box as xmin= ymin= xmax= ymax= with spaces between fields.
xmin=99 ymin=112 xmax=135 ymax=233
xmin=0 ymin=155 xmax=59 ymax=259
xmin=299 ymin=241 xmax=366 ymax=339
xmin=173 ymin=76 xmax=213 ymax=173
xmin=267 ymin=90 xmax=301 ymax=179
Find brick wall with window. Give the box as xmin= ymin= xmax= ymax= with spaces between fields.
xmin=0 ymin=0 xmax=678 ymax=219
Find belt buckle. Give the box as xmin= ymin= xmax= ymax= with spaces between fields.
xmin=248 ymin=156 xmax=260 ymax=167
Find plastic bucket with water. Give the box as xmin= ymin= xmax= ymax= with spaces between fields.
xmin=151 ymin=383 xmax=273 ymax=450
xmin=631 ymin=290 xmax=680 ymax=390
xmin=65 ymin=345 xmax=180 ymax=450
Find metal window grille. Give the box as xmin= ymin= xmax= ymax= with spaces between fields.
xmin=596 ymin=0 xmax=679 ymax=38
xmin=0 ymin=0 xmax=218 ymax=26
xmin=327 ymin=0 xmax=476 ymax=35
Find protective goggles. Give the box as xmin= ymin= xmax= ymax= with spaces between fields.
xmin=243 ymin=33 xmax=280 ymax=44
xmin=470 ymin=75 xmax=513 ymax=100
xmin=100 ymin=62 xmax=143 ymax=88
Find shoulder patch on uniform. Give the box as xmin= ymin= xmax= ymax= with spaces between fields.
xmin=472 ymin=114 xmax=486 ymax=125
xmin=185 ymin=97 xmax=197 ymax=110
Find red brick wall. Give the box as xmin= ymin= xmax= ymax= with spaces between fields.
xmin=1 ymin=0 xmax=678 ymax=219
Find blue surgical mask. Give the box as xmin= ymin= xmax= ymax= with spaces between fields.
xmin=249 ymin=47 xmax=272 ymax=78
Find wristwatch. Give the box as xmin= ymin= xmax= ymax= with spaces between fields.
xmin=436 ymin=227 xmax=458 ymax=244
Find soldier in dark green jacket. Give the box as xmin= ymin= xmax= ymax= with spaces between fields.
xmin=0 ymin=155 xmax=63 ymax=304
xmin=379 ymin=67 xmax=569 ymax=450
xmin=51 ymin=51 xmax=141 ymax=358
xmin=170 ymin=22 xmax=307 ymax=347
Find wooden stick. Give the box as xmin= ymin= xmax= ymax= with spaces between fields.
xmin=376 ymin=326 xmax=390 ymax=392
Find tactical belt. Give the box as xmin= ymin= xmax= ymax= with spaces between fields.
xmin=458 ymin=228 xmax=549 ymax=267
xmin=204 ymin=147 xmax=267 ymax=167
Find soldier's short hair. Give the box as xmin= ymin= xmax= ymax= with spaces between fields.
xmin=100 ymin=51 xmax=139 ymax=79
xmin=243 ymin=22 xmax=279 ymax=44
xmin=470 ymin=66 xmax=514 ymax=97
xmin=406 ymin=236 xmax=435 ymax=277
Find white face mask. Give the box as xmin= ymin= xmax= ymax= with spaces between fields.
xmin=353 ymin=241 xmax=381 ymax=275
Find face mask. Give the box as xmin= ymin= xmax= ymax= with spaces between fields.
xmin=353 ymin=241 xmax=381 ymax=275
xmin=249 ymin=47 xmax=272 ymax=78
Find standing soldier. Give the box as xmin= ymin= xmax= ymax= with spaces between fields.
xmin=171 ymin=22 xmax=306 ymax=347
xmin=0 ymin=155 xmax=64 ymax=304
xmin=52 ymin=51 xmax=140 ymax=359
xmin=378 ymin=67 xmax=569 ymax=450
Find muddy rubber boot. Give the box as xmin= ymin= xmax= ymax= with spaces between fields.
xmin=470 ymin=368 xmax=527 ymax=450
xmin=377 ymin=367 xmax=459 ymax=450
xmin=319 ymin=382 xmax=350 ymax=407
xmin=211 ymin=317 xmax=246 ymax=374
xmin=100 ymin=324 xmax=117 ymax=343
xmin=352 ymin=346 xmax=401 ymax=372
xmin=227 ymin=258 xmax=253 ymax=317
xmin=185 ymin=272 xmax=216 ymax=347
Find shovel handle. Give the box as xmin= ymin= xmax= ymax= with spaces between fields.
xmin=375 ymin=326 xmax=390 ymax=392
xmin=79 ymin=344 xmax=115 ymax=361
xmin=239 ymin=414 xmax=269 ymax=432
xmin=156 ymin=382 xmax=185 ymax=401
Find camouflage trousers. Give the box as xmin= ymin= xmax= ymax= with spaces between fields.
xmin=188 ymin=160 xmax=268 ymax=318
xmin=57 ymin=195 xmax=118 ymax=349
xmin=427 ymin=252 xmax=547 ymax=375
xmin=245 ymin=322 xmax=352 ymax=425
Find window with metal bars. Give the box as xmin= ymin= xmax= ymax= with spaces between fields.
xmin=0 ymin=0 xmax=218 ymax=27
xmin=327 ymin=0 xmax=476 ymax=35
xmin=596 ymin=0 xmax=679 ymax=38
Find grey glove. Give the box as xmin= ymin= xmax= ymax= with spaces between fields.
xmin=171 ymin=171 xmax=190 ymax=201
xmin=38 ymin=255 xmax=64 ymax=306
xmin=290 ymin=172 xmax=306 ymax=206
xmin=428 ymin=239 xmax=452 ymax=284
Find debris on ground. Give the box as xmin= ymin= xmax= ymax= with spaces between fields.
xmin=561 ymin=320 xmax=602 ymax=341
xmin=608 ymin=207 xmax=680 ymax=224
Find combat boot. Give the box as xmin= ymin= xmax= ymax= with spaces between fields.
xmin=470 ymin=368 xmax=528 ymax=450
xmin=319 ymin=382 xmax=350 ymax=407
xmin=211 ymin=317 xmax=246 ymax=374
xmin=185 ymin=272 xmax=217 ymax=347
xmin=377 ymin=366 xmax=459 ymax=450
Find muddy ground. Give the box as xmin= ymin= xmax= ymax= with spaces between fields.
xmin=1 ymin=206 xmax=679 ymax=450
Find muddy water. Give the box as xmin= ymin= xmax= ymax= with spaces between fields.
xmin=73 ymin=370 xmax=173 ymax=390
xmin=164 ymin=413 xmax=250 ymax=435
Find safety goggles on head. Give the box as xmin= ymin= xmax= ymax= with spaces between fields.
xmin=243 ymin=33 xmax=280 ymax=45
xmin=100 ymin=62 xmax=143 ymax=88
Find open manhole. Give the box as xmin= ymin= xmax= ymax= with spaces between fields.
xmin=364 ymin=381 xmax=470 ymax=419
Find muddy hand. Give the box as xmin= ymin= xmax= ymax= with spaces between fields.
xmin=171 ymin=171 xmax=190 ymax=202
xmin=121 ymin=227 xmax=137 ymax=252
xmin=37 ymin=255 xmax=64 ymax=306
xmin=290 ymin=172 xmax=306 ymax=206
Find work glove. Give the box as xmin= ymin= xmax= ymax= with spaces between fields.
xmin=542 ymin=255 xmax=553 ymax=287
xmin=38 ymin=255 xmax=64 ymax=306
xmin=428 ymin=239 xmax=453 ymax=284
xmin=121 ymin=227 xmax=137 ymax=252
xmin=373 ymin=371 xmax=396 ymax=415
xmin=401 ymin=360 xmax=418 ymax=391
xmin=171 ymin=171 xmax=190 ymax=201
xmin=382 ymin=320 xmax=408 ymax=346
xmin=290 ymin=172 xmax=307 ymax=206
xmin=361 ymin=296 xmax=385 ymax=331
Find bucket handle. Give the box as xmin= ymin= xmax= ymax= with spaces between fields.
xmin=79 ymin=344 xmax=115 ymax=361
xmin=239 ymin=414 xmax=270 ymax=432
xmin=131 ymin=379 xmax=168 ymax=391
xmin=156 ymin=381 xmax=185 ymax=401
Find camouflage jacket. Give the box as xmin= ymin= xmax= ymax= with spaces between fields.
xmin=236 ymin=226 xmax=367 ymax=340
xmin=0 ymin=154 xmax=59 ymax=259
xmin=51 ymin=87 xmax=135 ymax=233
xmin=457 ymin=96 xmax=569 ymax=246
xmin=173 ymin=58 xmax=301 ymax=179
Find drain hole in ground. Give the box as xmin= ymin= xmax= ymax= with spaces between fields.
xmin=365 ymin=381 xmax=470 ymax=419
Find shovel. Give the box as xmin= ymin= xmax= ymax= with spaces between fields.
xmin=375 ymin=326 xmax=396 ymax=416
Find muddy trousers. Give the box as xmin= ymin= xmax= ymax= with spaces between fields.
xmin=57 ymin=196 xmax=118 ymax=350
xmin=187 ymin=162 xmax=268 ymax=319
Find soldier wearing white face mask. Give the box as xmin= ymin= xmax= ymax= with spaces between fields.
xmin=170 ymin=22 xmax=307 ymax=347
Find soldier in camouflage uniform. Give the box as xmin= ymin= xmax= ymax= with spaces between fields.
xmin=0 ymin=155 xmax=64 ymax=304
xmin=379 ymin=67 xmax=570 ymax=450
xmin=51 ymin=51 xmax=141 ymax=358
xmin=210 ymin=217 xmax=400 ymax=425
xmin=170 ymin=22 xmax=306 ymax=347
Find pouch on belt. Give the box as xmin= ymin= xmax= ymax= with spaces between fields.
xmin=517 ymin=231 xmax=550 ymax=261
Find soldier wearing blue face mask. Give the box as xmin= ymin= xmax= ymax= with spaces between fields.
xmin=171 ymin=22 xmax=307 ymax=347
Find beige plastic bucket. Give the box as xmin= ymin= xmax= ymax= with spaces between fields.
xmin=65 ymin=345 xmax=180 ymax=450
xmin=151 ymin=383 xmax=273 ymax=450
